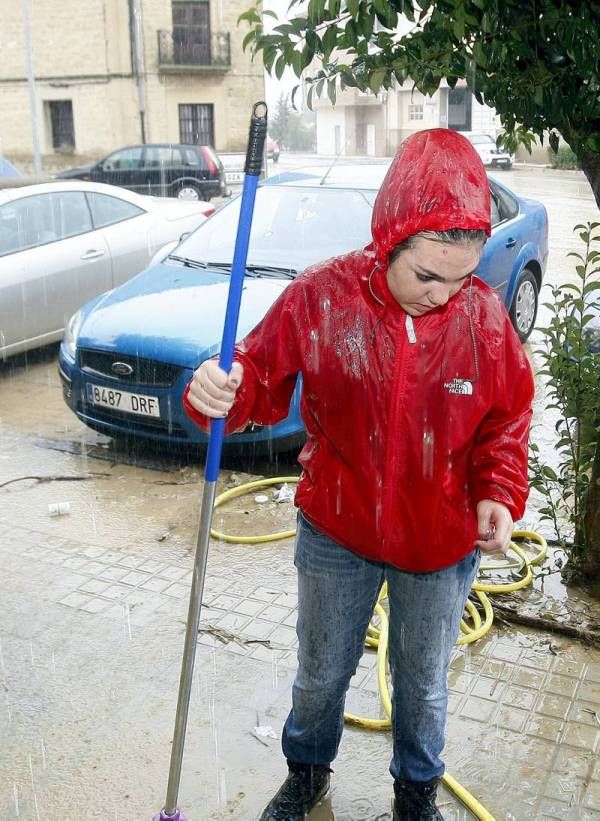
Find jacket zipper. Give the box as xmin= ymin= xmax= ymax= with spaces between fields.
xmin=381 ymin=313 xmax=416 ymax=555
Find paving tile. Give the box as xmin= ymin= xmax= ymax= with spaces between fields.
xmin=552 ymin=655 xmax=588 ymax=677
xmin=273 ymin=592 xmax=298 ymax=608
xmin=248 ymin=585 xmax=281 ymax=603
xmin=459 ymin=696 xmax=495 ymax=723
xmin=211 ymin=593 xmax=243 ymax=610
xmin=579 ymin=680 xmax=600 ymax=703
xmin=488 ymin=641 xmax=522 ymax=662
xmin=520 ymin=650 xmax=555 ymax=671
xmin=268 ymin=625 xmax=298 ymax=647
xmin=545 ymin=672 xmax=580 ymax=697
xmin=259 ymin=604 xmax=291 ymax=624
xmin=79 ymin=598 xmax=113 ymax=614
xmin=283 ymin=611 xmax=297 ymax=627
xmin=446 ymin=692 xmax=463 ymax=716
xmin=78 ymin=579 xmax=111 ymax=595
xmin=535 ymin=692 xmax=573 ymax=720
xmin=501 ymin=683 xmax=537 ymax=710
xmin=101 ymin=584 xmax=130 ymax=601
xmin=583 ymin=780 xmax=600 ymax=810
xmin=536 ymin=797 xmax=579 ymax=820
xmin=98 ymin=565 xmax=131 ymax=582
xmin=585 ymin=661 xmax=600 ymax=683
xmin=525 ymin=714 xmax=563 ymax=743
xmin=493 ymin=705 xmax=529 ymax=732
xmin=61 ymin=556 xmax=89 ymax=570
xmin=163 ymin=583 xmax=189 ymax=599
xmin=471 ymin=676 xmax=505 ymax=701
xmin=120 ymin=570 xmax=152 ymax=586
xmin=138 ymin=559 xmax=166 ymax=573
xmin=249 ymin=645 xmax=277 ymax=663
xmin=117 ymin=554 xmax=148 ymax=569
xmin=236 ymin=598 xmax=266 ymax=617
xmin=479 ymin=658 xmax=513 ymax=681
xmin=158 ymin=565 xmax=189 ymax=582
xmin=544 ymin=774 xmax=586 ymax=805
xmin=553 ymin=746 xmax=596 ymax=779
xmin=243 ymin=619 xmax=276 ymax=640
xmin=59 ymin=592 xmax=92 ymax=609
xmin=81 ymin=559 xmax=110 ymax=575
xmin=561 ymin=721 xmax=600 ymax=751
xmin=447 ymin=671 xmax=476 ymax=694
xmin=216 ymin=612 xmax=252 ymax=632
xmin=139 ymin=577 xmax=172 ymax=593
xmin=512 ymin=667 xmax=546 ymax=689
xmin=567 ymin=700 xmax=600 ymax=727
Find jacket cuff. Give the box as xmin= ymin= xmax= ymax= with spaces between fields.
xmin=472 ymin=483 xmax=523 ymax=522
xmin=182 ymin=373 xmax=257 ymax=435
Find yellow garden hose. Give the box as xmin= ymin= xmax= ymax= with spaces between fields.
xmin=211 ymin=477 xmax=548 ymax=821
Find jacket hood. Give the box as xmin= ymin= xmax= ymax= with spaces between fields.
xmin=371 ymin=128 xmax=491 ymax=263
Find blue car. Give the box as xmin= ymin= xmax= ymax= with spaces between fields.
xmin=59 ymin=166 xmax=548 ymax=450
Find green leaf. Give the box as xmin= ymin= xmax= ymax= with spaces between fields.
xmin=327 ymin=77 xmax=337 ymax=105
xmin=369 ymin=67 xmax=387 ymax=94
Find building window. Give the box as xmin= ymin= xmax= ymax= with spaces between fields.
xmin=408 ymin=104 xmax=424 ymax=121
xmin=448 ymin=87 xmax=472 ymax=131
xmin=46 ymin=100 xmax=75 ymax=150
xmin=172 ymin=1 xmax=211 ymax=65
xmin=179 ymin=103 xmax=214 ymax=145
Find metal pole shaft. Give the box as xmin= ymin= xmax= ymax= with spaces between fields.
xmin=21 ymin=0 xmax=42 ymax=176
xmin=163 ymin=480 xmax=217 ymax=816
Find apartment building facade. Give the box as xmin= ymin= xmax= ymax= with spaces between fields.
xmin=0 ymin=0 xmax=264 ymax=170
xmin=315 ymin=79 xmax=503 ymax=157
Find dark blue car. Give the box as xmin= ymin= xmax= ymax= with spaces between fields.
xmin=59 ymin=166 xmax=548 ymax=450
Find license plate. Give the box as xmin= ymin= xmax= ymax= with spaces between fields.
xmin=86 ymin=383 xmax=160 ymax=418
xmin=225 ymin=171 xmax=244 ymax=184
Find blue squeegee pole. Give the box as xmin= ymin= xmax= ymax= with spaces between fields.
xmin=156 ymin=102 xmax=267 ymax=821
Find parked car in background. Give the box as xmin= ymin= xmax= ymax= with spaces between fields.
xmin=0 ymin=181 xmax=213 ymax=358
xmin=55 ymin=143 xmax=227 ymax=201
xmin=266 ymin=137 xmax=280 ymax=163
xmin=0 ymin=156 xmax=23 ymax=179
xmin=463 ymin=133 xmax=513 ymax=170
xmin=59 ymin=165 xmax=548 ymax=451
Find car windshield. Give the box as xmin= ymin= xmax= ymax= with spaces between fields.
xmin=468 ymin=135 xmax=496 ymax=146
xmin=172 ymin=184 xmax=377 ymax=274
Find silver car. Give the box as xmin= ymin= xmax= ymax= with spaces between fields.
xmin=0 ymin=181 xmax=214 ymax=358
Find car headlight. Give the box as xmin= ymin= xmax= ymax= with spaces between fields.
xmin=63 ymin=310 xmax=83 ymax=360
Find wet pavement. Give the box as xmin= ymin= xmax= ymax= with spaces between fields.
xmin=1 ymin=166 xmax=600 ymax=820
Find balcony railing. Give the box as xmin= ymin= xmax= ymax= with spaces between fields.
xmin=157 ymin=29 xmax=231 ymax=71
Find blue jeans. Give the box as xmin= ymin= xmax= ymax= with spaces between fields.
xmin=282 ymin=513 xmax=480 ymax=782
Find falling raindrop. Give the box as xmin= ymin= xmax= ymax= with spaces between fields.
xmin=422 ymin=429 xmax=434 ymax=480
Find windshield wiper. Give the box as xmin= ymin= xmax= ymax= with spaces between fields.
xmin=168 ymin=256 xmax=296 ymax=279
xmin=168 ymin=256 xmax=235 ymax=273
xmin=245 ymin=265 xmax=297 ymax=280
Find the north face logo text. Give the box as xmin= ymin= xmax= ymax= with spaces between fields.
xmin=443 ymin=379 xmax=473 ymax=395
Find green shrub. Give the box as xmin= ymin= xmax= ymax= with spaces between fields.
xmin=549 ymin=145 xmax=581 ymax=169
xmin=529 ymin=223 xmax=600 ymax=571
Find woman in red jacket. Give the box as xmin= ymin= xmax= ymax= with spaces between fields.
xmin=184 ymin=129 xmax=534 ymax=821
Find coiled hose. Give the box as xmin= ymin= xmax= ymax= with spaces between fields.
xmin=211 ymin=477 xmax=548 ymax=821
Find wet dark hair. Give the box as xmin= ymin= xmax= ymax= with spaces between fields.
xmin=389 ymin=228 xmax=488 ymax=264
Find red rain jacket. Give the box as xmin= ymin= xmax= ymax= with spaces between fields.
xmin=184 ymin=129 xmax=534 ymax=572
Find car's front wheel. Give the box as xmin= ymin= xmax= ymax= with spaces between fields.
xmin=509 ymin=268 xmax=538 ymax=342
xmin=175 ymin=183 xmax=202 ymax=201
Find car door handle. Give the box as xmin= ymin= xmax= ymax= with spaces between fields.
xmin=505 ymin=238 xmax=517 ymax=248
xmin=80 ymin=249 xmax=106 ymax=260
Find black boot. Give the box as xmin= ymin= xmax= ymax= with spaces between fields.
xmin=392 ymin=777 xmax=443 ymax=820
xmin=259 ymin=760 xmax=331 ymax=820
